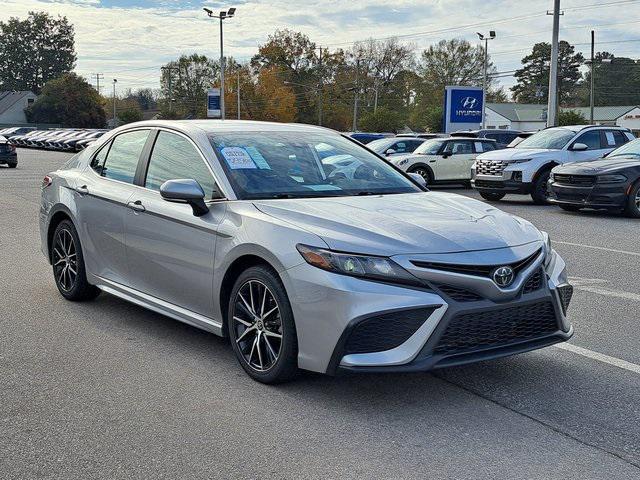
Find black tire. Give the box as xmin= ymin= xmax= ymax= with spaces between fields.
xmin=227 ymin=265 xmax=298 ymax=384
xmin=408 ymin=165 xmax=433 ymax=185
xmin=7 ymin=162 xmax=17 ymax=168
xmin=479 ymin=191 xmax=506 ymax=201
xmin=531 ymin=169 xmax=552 ymax=205
xmin=559 ymin=205 xmax=581 ymax=212
xmin=624 ymin=181 xmax=640 ymax=218
xmin=51 ymin=220 xmax=101 ymax=301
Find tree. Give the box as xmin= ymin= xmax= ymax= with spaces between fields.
xmin=579 ymin=53 xmax=640 ymax=107
xmin=118 ymin=107 xmax=143 ymax=125
xmin=253 ymin=67 xmax=297 ymax=123
xmin=0 ymin=11 xmax=76 ymax=94
xmin=558 ymin=109 xmax=587 ymax=126
xmin=408 ymin=105 xmax=443 ymax=133
xmin=511 ymin=41 xmax=583 ymax=105
xmin=359 ymin=107 xmax=403 ymax=133
xmin=26 ymin=73 xmax=105 ymax=127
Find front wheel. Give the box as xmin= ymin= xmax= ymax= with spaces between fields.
xmin=531 ymin=170 xmax=552 ymax=205
xmin=7 ymin=162 xmax=17 ymax=168
xmin=51 ymin=220 xmax=101 ymax=301
xmin=624 ymin=181 xmax=640 ymax=218
xmin=408 ymin=165 xmax=433 ymax=185
xmin=479 ymin=191 xmax=506 ymax=201
xmin=227 ymin=266 xmax=298 ymax=384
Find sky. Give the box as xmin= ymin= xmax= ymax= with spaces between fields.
xmin=2 ymin=0 xmax=640 ymax=95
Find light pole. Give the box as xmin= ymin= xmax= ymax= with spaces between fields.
xmin=112 ymin=79 xmax=117 ymax=127
xmin=204 ymin=6 xmax=236 ymax=120
xmin=547 ymin=0 xmax=561 ymax=127
xmin=477 ymin=31 xmax=495 ymax=129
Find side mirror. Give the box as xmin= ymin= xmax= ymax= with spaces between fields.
xmin=442 ymin=152 xmax=451 ymax=158
xmin=409 ymin=172 xmax=428 ymax=188
xmin=385 ymin=148 xmax=396 ymax=156
xmin=160 ymin=179 xmax=209 ymax=217
xmin=571 ymin=142 xmax=589 ymax=152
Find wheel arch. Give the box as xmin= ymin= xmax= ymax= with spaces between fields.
xmin=46 ymin=205 xmax=76 ymax=264
xmin=407 ymin=162 xmax=434 ymax=180
xmin=532 ymin=161 xmax=559 ymax=181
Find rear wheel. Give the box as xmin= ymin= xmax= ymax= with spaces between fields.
xmin=479 ymin=191 xmax=506 ymax=201
xmin=51 ymin=220 xmax=100 ymax=301
xmin=227 ymin=266 xmax=298 ymax=384
xmin=624 ymin=181 xmax=640 ymax=218
xmin=408 ymin=165 xmax=433 ymax=185
xmin=531 ymin=169 xmax=552 ymax=205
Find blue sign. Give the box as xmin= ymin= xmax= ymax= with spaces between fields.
xmin=450 ymin=89 xmax=483 ymax=123
xmin=443 ymin=86 xmax=484 ymax=133
xmin=207 ymin=88 xmax=221 ymax=118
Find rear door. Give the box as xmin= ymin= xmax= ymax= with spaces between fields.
xmin=123 ymin=129 xmax=226 ymax=317
xmin=76 ymin=129 xmax=152 ymax=285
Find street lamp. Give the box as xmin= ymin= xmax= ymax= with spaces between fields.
xmin=477 ymin=31 xmax=496 ymax=129
xmin=204 ymin=6 xmax=236 ymax=120
xmin=112 ymin=79 xmax=117 ymax=127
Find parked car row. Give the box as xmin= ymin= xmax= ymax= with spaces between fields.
xmin=2 ymin=128 xmax=107 ymax=152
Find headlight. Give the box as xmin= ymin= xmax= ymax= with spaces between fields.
xmin=296 ymin=244 xmax=421 ymax=286
xmin=542 ymin=231 xmax=553 ymax=269
xmin=508 ymin=159 xmax=532 ymax=164
xmin=596 ymin=174 xmax=627 ymax=184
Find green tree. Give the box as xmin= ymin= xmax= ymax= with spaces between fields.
xmin=408 ymin=105 xmax=443 ymax=133
xmin=511 ymin=41 xmax=583 ymax=105
xmin=117 ymin=107 xmax=143 ymax=125
xmin=0 ymin=11 xmax=76 ymax=94
xmin=558 ymin=109 xmax=587 ymax=126
xmin=26 ymin=73 xmax=105 ymax=127
xmin=579 ymin=53 xmax=640 ymax=107
xmin=359 ymin=107 xmax=403 ymax=133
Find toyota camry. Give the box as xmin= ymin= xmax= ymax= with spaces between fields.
xmin=40 ymin=120 xmax=573 ymax=383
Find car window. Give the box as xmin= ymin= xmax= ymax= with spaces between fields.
xmin=407 ymin=140 xmax=424 ymax=151
xmin=209 ymin=131 xmax=420 ymax=200
xmin=516 ymin=128 xmax=575 ymax=149
xmin=443 ymin=140 xmax=473 ymax=155
xmin=394 ymin=141 xmax=408 ymax=153
xmin=478 ymin=141 xmax=496 ymax=152
xmin=574 ymin=130 xmax=602 ymax=150
xmin=145 ymin=131 xmax=218 ymax=199
xmin=612 ymin=131 xmax=629 ymax=147
xmin=101 ymin=130 xmax=149 ymax=183
xmin=90 ymin=140 xmax=112 ymax=174
xmin=607 ymin=138 xmax=640 ymax=158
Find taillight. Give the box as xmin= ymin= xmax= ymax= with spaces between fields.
xmin=42 ymin=175 xmax=52 ymax=189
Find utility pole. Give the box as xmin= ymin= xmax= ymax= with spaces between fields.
xmin=547 ymin=0 xmax=562 ymax=127
xmin=590 ymin=30 xmax=595 ymax=124
xmin=352 ymin=58 xmax=360 ymax=132
xmin=112 ymin=79 xmax=118 ymax=127
xmin=161 ymin=66 xmax=178 ymax=114
xmin=237 ymin=70 xmax=241 ymax=120
xmin=92 ymin=73 xmax=104 ymax=95
xmin=317 ymin=46 xmax=323 ymax=126
xmin=374 ymin=78 xmax=379 ymax=114
xmin=478 ymin=32 xmax=496 ymax=129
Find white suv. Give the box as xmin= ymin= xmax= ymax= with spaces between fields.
xmin=471 ymin=125 xmax=635 ymax=204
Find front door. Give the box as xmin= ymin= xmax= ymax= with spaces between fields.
xmin=124 ymin=130 xmax=226 ymax=318
xmin=435 ymin=140 xmax=475 ymax=180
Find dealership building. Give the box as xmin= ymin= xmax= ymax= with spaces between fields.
xmin=485 ymin=103 xmax=640 ymax=135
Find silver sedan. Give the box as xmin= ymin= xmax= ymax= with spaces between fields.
xmin=39 ymin=120 xmax=573 ymax=383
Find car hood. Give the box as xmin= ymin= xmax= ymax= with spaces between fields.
xmin=553 ymin=156 xmax=640 ymax=174
xmin=477 ymin=148 xmax=558 ymax=161
xmin=253 ymin=192 xmax=542 ymax=256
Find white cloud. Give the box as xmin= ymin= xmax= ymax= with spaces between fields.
xmin=1 ymin=0 xmax=638 ymax=92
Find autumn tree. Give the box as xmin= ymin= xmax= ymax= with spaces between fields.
xmin=511 ymin=41 xmax=583 ymax=105
xmin=254 ymin=67 xmax=297 ymax=123
xmin=0 ymin=11 xmax=76 ymax=94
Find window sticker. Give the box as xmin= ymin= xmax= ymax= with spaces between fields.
xmin=245 ymin=146 xmax=271 ymax=169
xmin=605 ymin=131 xmax=616 ymax=146
xmin=474 ymin=142 xmax=483 ymax=152
xmin=221 ymin=147 xmax=257 ymax=169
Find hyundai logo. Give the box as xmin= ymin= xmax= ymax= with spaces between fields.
xmin=492 ymin=266 xmax=515 ymax=288
xmin=461 ymin=96 xmax=478 ymax=109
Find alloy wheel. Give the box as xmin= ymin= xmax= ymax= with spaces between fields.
xmin=232 ymin=280 xmax=283 ymax=372
xmin=53 ymin=228 xmax=78 ymax=292
xmin=412 ymin=168 xmax=430 ymax=182
xmin=635 ymin=188 xmax=640 ymax=212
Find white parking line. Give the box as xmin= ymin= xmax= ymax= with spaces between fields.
xmin=569 ymin=277 xmax=640 ymax=302
xmin=555 ymin=343 xmax=640 ymax=375
xmin=555 ymin=241 xmax=640 ymax=257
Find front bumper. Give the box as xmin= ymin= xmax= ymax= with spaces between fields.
xmin=549 ymin=180 xmax=628 ymax=209
xmin=283 ymin=247 xmax=573 ymax=375
xmin=0 ymin=151 xmax=17 ymax=164
xmin=472 ymin=174 xmax=531 ymax=194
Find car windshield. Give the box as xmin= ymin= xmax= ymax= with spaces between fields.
xmin=515 ymin=128 xmax=575 ymax=150
xmin=366 ymin=138 xmax=396 ymax=152
xmin=608 ymin=138 xmax=640 ymax=157
xmin=413 ymin=139 xmax=445 ymax=155
xmin=209 ymin=131 xmax=421 ymax=200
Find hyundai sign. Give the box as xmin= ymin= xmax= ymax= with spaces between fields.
xmin=443 ymin=86 xmax=484 ymax=133
xmin=207 ymin=88 xmax=221 ymax=118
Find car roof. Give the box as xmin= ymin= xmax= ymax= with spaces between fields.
xmin=118 ymin=120 xmax=338 ymax=136
xmin=445 ymin=136 xmax=496 ymax=142
xmin=550 ymin=125 xmax=630 ymax=133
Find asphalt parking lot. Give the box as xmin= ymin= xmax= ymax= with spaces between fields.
xmin=1 ymin=148 xmax=639 ymax=480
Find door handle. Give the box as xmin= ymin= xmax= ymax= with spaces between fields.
xmin=75 ymin=185 xmax=89 ymax=195
xmin=429 ymin=160 xmax=436 ymax=163
xmin=127 ymin=200 xmax=146 ymax=212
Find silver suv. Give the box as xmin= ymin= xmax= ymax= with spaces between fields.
xmin=40 ymin=121 xmax=573 ymax=383
xmin=472 ymin=125 xmax=634 ymax=204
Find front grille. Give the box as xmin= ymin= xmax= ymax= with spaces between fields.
xmin=0 ymin=144 xmax=10 ymax=152
xmin=476 ymin=159 xmax=507 ymax=176
xmin=344 ymin=307 xmax=437 ymax=355
xmin=523 ymin=269 xmax=545 ymax=294
xmin=412 ymin=249 xmax=541 ymax=278
xmin=557 ymin=285 xmax=573 ymax=315
xmin=437 ymin=284 xmax=484 ymax=302
xmin=433 ymin=301 xmax=559 ymax=357
xmin=554 ymin=174 xmax=596 ymax=187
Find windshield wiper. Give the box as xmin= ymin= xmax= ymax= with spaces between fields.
xmin=355 ymin=191 xmax=380 ymax=196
